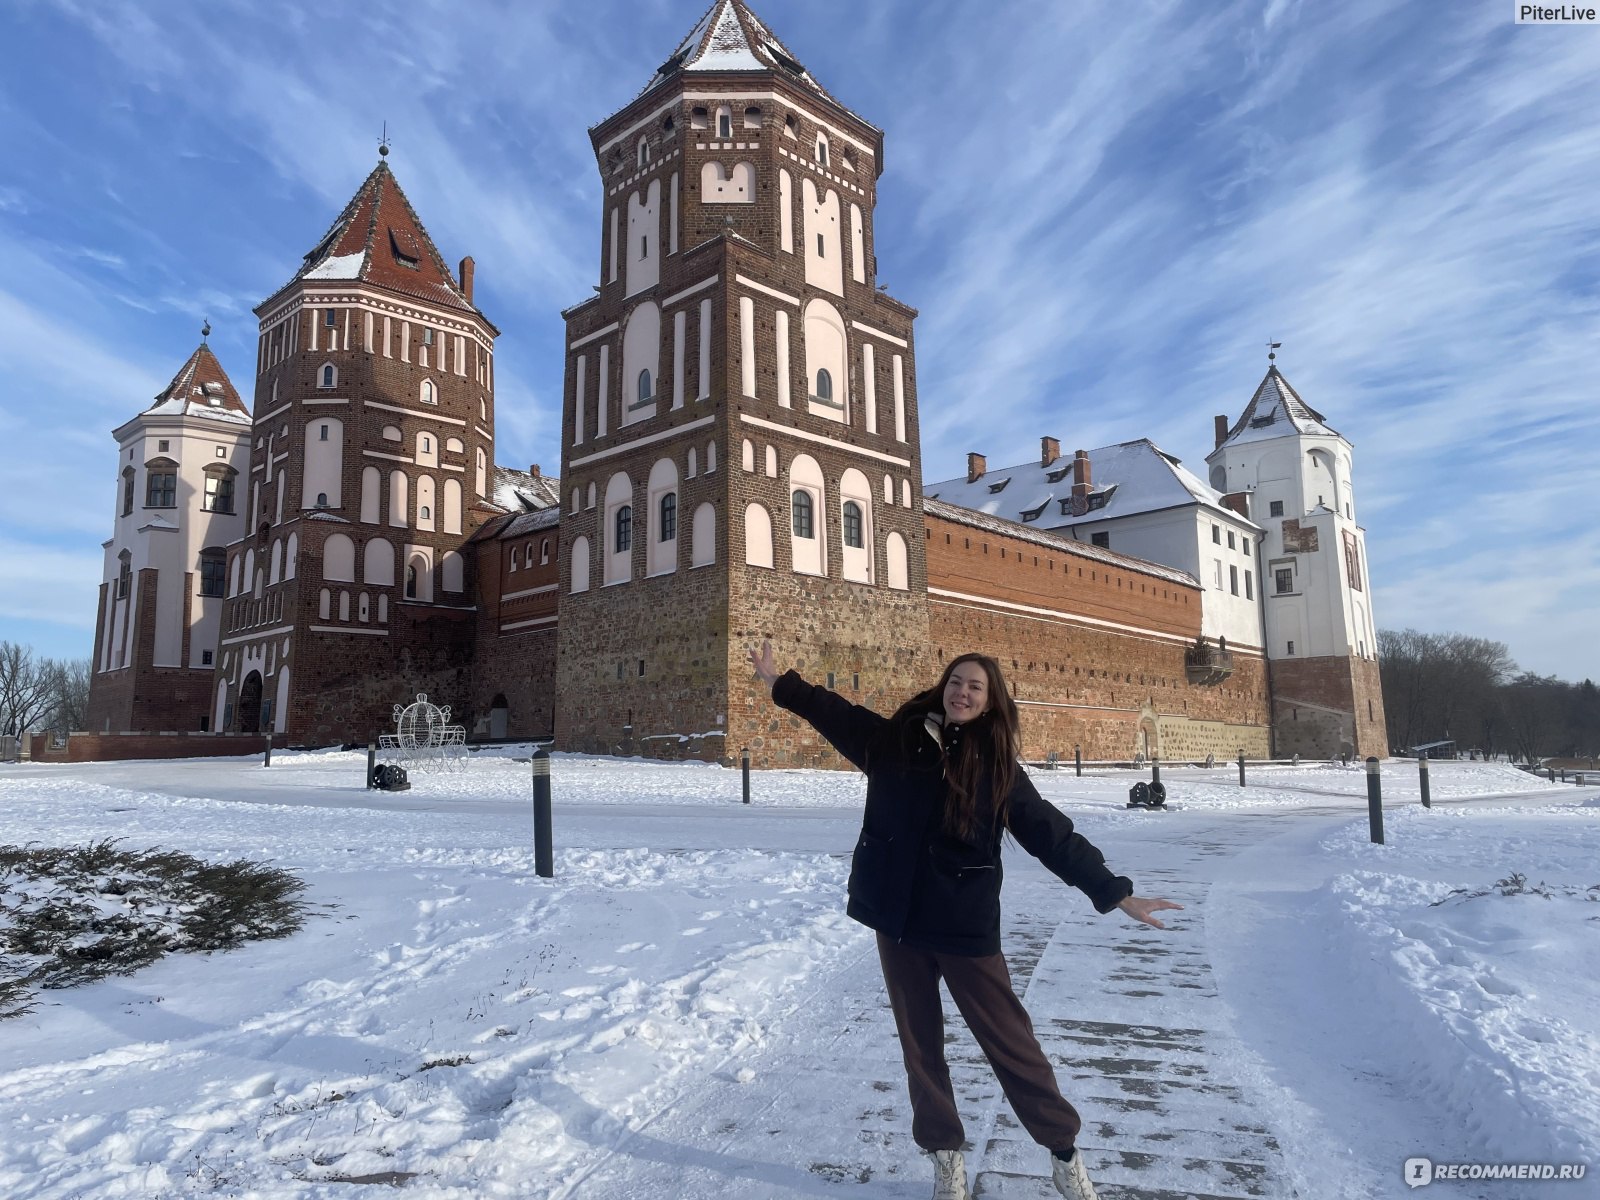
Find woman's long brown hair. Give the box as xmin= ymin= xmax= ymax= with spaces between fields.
xmin=890 ymin=654 xmax=1022 ymax=841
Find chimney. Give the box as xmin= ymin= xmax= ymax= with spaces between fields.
xmin=1214 ymin=414 xmax=1230 ymax=449
xmin=529 ymin=464 xmax=541 ymax=479
xmin=459 ymin=255 xmax=476 ymax=304
xmin=967 ymin=452 xmax=987 ymax=483
xmin=1071 ymin=449 xmax=1093 ymax=508
xmin=1221 ymin=490 xmax=1251 ymax=518
xmin=1040 ymin=436 xmax=1061 ymax=467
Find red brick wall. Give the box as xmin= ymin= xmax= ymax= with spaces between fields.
xmin=28 ymin=731 xmax=278 ymax=763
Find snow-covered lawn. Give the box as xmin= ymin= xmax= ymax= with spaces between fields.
xmin=0 ymin=753 xmax=1591 ymax=1199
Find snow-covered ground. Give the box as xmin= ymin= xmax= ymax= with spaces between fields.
xmin=0 ymin=752 xmax=1592 ymax=1199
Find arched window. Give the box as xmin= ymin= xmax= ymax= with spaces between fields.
xmin=717 ymin=104 xmax=733 ymax=139
xmin=637 ymin=136 xmax=650 ymax=168
xmin=316 ymin=492 xmax=328 ymax=508
xmin=741 ymin=439 xmax=755 ymax=472
xmin=540 ymin=538 xmax=550 ymax=565
xmin=744 ymin=105 xmax=762 ymax=128
xmin=320 ymin=363 xmax=336 ymax=389
xmin=421 ymin=379 xmax=438 ymax=405
xmin=638 ymin=369 xmax=653 ymax=404
xmin=615 ymin=505 xmax=632 ymax=552
xmin=843 ymin=501 xmax=864 ymax=549
xmin=784 ymin=113 xmax=798 ymax=138
xmin=659 ymin=493 xmax=677 ymax=541
xmin=121 ymin=468 xmax=135 ymax=516
xmin=792 ymin=491 xmax=814 ymax=539
xmin=842 ymin=147 xmax=856 ymax=171
xmin=419 ymin=505 xmax=431 ymax=521
xmin=815 ymin=368 xmax=833 ymax=403
xmin=815 ymin=133 xmax=829 ymax=166
xmin=570 ymin=535 xmax=591 ymax=593
xmin=405 ymin=561 xmax=418 ymax=599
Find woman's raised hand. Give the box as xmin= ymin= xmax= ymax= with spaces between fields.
xmin=748 ymin=639 xmax=780 ymax=688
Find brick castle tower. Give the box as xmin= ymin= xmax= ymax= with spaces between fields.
xmin=1207 ymin=364 xmax=1389 ymax=758
xmin=215 ymin=152 xmax=501 ymax=741
xmin=555 ymin=0 xmax=930 ymax=763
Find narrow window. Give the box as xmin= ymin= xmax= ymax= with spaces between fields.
xmin=422 ymin=436 xmax=431 ymax=453
xmin=1229 ymin=565 xmax=1239 ymax=595
xmin=121 ymin=469 xmax=135 ymax=516
xmin=316 ymin=492 xmax=328 ymax=508
xmin=1245 ymin=571 xmax=1254 ymax=599
xmin=815 ymin=368 xmax=833 ymax=403
xmin=200 ymin=555 xmax=227 ymax=597
xmin=616 ymin=505 xmax=632 ymax=552
xmin=420 ymin=505 xmax=431 ymax=520
xmin=638 ymin=369 xmax=653 ymax=404
xmin=324 ymin=309 xmax=337 ymax=328
xmin=202 ymin=650 xmax=213 ymax=666
xmin=842 ymin=501 xmax=863 ymax=548
xmin=540 ymin=539 xmax=550 ymax=565
xmin=718 ymin=112 xmax=732 ymax=139
xmin=320 ymin=365 xmax=335 ymax=389
xmin=157 ymin=440 xmax=169 ymax=452
xmin=1227 ymin=530 xmax=1237 ymax=549
xmin=1287 ymin=639 xmax=1296 ymax=655
xmin=816 ymin=136 xmax=828 ymax=166
xmin=1211 ymin=524 xmax=1221 ymax=544
xmin=1275 ymin=567 xmax=1293 ymax=594
xmin=421 ymin=380 xmax=438 ymax=405
xmin=422 ymin=327 xmax=435 ymax=347
xmin=641 ymin=235 xmax=648 ymax=259
xmin=791 ymin=490 xmax=814 ymax=538
xmin=659 ymin=493 xmax=677 ymax=541
xmin=406 ymin=562 xmax=418 ymax=598
xmin=117 ymin=555 xmax=131 ymax=599
xmin=319 ymin=424 xmax=330 ymax=441
xmin=816 ymin=233 xmax=825 ymax=258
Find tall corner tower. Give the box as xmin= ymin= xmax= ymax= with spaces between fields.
xmin=555 ymin=0 xmax=929 ymax=764
xmin=217 ymin=153 xmax=500 ymax=742
xmin=1206 ymin=366 xmax=1388 ymax=758
xmin=87 ymin=339 xmax=251 ymax=733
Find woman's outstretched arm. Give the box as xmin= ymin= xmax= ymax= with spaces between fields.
xmin=748 ymin=639 xmax=888 ymax=772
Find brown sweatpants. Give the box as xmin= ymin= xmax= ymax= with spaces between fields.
xmin=876 ymin=931 xmax=1082 ymax=1153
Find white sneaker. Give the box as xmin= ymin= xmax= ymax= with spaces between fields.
xmin=931 ymin=1148 xmax=969 ymax=1200
xmin=1051 ymin=1147 xmax=1100 ymax=1199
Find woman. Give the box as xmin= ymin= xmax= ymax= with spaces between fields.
xmin=748 ymin=641 xmax=1181 ymax=1200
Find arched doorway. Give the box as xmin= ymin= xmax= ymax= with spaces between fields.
xmin=489 ymin=694 xmax=509 ymax=739
xmin=238 ymin=671 xmax=263 ymax=734
xmin=1138 ymin=715 xmax=1159 ymax=760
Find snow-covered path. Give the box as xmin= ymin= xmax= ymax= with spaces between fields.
xmin=0 ymin=754 xmax=1592 ymax=1199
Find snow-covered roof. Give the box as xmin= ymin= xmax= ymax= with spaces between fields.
xmin=925 ymin=439 xmax=1257 ymax=532
xmin=627 ymin=0 xmax=851 ymax=116
xmin=503 ymin=508 xmax=562 ymax=538
xmin=260 ymin=159 xmax=485 ymax=322
xmin=492 ymin=465 xmax=562 ymax=515
xmin=141 ymin=343 xmax=251 ymax=425
xmin=1214 ymin=366 xmax=1341 ymax=451
xmin=923 ymin=497 xmax=1198 ymax=588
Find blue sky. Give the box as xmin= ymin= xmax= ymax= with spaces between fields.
xmin=1 ymin=0 xmax=1596 ymax=681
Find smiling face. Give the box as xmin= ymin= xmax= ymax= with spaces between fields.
xmin=942 ymin=661 xmax=992 ymax=725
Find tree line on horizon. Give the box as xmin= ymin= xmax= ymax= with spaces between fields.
xmin=0 ymin=642 xmax=89 ymax=744
xmin=1378 ymin=628 xmax=1599 ymax=764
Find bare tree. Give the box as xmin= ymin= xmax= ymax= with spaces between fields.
xmin=43 ymin=657 xmax=91 ymax=734
xmin=1379 ymin=629 xmax=1515 ymax=755
xmin=0 ymin=642 xmax=56 ymax=738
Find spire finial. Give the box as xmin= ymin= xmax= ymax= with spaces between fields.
xmin=378 ymin=121 xmax=391 ymax=159
xmin=1267 ymin=338 xmax=1282 ymax=365
xmin=202 ymin=320 xmax=211 ymax=342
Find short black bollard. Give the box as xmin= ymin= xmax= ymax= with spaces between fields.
xmin=1549 ymin=767 xmax=1557 ymax=783
xmin=1074 ymin=745 xmax=1082 ymax=777
xmin=532 ymin=747 xmax=553 ymax=878
xmin=741 ymin=746 xmax=751 ymax=804
xmin=263 ymin=734 xmax=272 ymax=768
xmin=1418 ymin=751 xmax=1431 ymax=809
xmin=366 ymin=741 xmax=377 ymax=789
xmin=1366 ymin=756 xmax=1384 ymax=844
xmin=1238 ymin=749 xmax=1246 ymax=788
xmin=1151 ymin=756 xmax=1161 ymax=787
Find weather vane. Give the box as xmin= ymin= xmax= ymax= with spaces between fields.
xmin=1267 ymin=339 xmax=1281 ymax=364
xmin=202 ymin=320 xmax=211 ymax=342
xmin=379 ymin=121 xmax=391 ymax=159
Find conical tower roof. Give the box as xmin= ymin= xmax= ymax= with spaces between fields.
xmin=260 ymin=158 xmax=481 ymax=318
xmin=1216 ymin=365 xmax=1340 ymax=450
xmin=629 ymin=0 xmax=847 ymax=115
xmin=144 ymin=341 xmax=250 ymax=424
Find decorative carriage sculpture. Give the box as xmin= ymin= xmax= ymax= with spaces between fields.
xmin=378 ymin=693 xmax=467 ymax=773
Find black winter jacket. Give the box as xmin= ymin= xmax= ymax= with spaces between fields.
xmin=772 ymin=670 xmax=1134 ymax=956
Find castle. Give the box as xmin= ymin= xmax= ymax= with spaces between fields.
xmin=85 ymin=0 xmax=1387 ymax=765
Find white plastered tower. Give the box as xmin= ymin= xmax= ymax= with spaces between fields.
xmin=1206 ymin=365 xmax=1388 ymax=758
